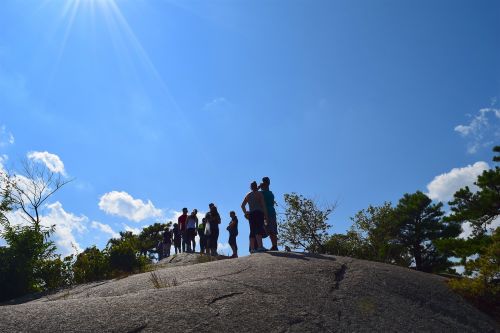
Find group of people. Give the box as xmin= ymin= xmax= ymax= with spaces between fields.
xmin=156 ymin=176 xmax=278 ymax=260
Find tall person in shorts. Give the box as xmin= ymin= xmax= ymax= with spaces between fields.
xmin=260 ymin=177 xmax=278 ymax=251
xmin=241 ymin=181 xmax=269 ymax=253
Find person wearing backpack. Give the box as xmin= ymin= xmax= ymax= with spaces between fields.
xmin=227 ymin=211 xmax=238 ymax=258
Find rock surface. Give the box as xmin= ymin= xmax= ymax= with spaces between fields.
xmin=0 ymin=252 xmax=497 ymax=332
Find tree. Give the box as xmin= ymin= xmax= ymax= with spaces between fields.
xmin=138 ymin=222 xmax=171 ymax=259
xmin=278 ymin=193 xmax=334 ymax=253
xmin=0 ymin=159 xmax=72 ymax=301
xmin=73 ymin=246 xmax=110 ymax=283
xmin=394 ymin=191 xmax=460 ymax=272
xmin=438 ymin=146 xmax=500 ymax=306
xmin=107 ymin=231 xmax=150 ymax=273
xmin=2 ymin=159 xmax=71 ymax=231
xmin=348 ymin=202 xmax=410 ymax=265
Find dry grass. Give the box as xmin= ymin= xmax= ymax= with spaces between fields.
xmin=149 ymin=271 xmax=179 ymax=289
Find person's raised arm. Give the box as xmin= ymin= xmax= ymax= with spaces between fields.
xmin=241 ymin=193 xmax=249 ymax=219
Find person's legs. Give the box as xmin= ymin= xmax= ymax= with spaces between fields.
xmin=182 ymin=231 xmax=187 ymax=252
xmin=191 ymin=229 xmax=196 ymax=252
xmin=186 ymin=230 xmax=192 ymax=252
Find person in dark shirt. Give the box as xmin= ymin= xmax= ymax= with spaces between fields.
xmin=172 ymin=223 xmax=182 ymax=254
xmin=227 ymin=211 xmax=238 ymax=258
xmin=198 ymin=218 xmax=207 ymax=254
xmin=163 ymin=227 xmax=172 ymax=258
xmin=205 ymin=203 xmax=221 ymax=256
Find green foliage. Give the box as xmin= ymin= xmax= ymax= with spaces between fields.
xmin=324 ymin=231 xmax=368 ymax=258
xmin=107 ymin=232 xmax=150 ymax=273
xmin=448 ymin=227 xmax=500 ymax=320
xmin=138 ymin=222 xmax=171 ymax=259
xmin=279 ymin=193 xmax=334 ymax=253
xmin=347 ymin=202 xmax=410 ymax=265
xmin=394 ymin=191 xmax=460 ymax=272
xmin=0 ymin=223 xmax=59 ymax=301
xmin=73 ymin=246 xmax=110 ymax=283
xmin=440 ymin=146 xmax=500 ymax=304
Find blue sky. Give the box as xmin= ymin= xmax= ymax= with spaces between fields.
xmin=0 ymin=0 xmax=499 ymax=256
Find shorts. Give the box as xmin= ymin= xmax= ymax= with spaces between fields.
xmin=249 ymin=210 xmax=265 ymax=238
xmin=265 ymin=213 xmax=278 ymax=235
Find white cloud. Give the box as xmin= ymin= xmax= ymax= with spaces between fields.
xmin=91 ymin=221 xmax=119 ymax=239
xmin=99 ymin=191 xmax=162 ymax=222
xmin=41 ymin=201 xmax=87 ymax=256
xmin=0 ymin=125 xmax=14 ymax=147
xmin=27 ymin=151 xmax=66 ymax=175
xmin=454 ymin=108 xmax=500 ymax=154
xmin=426 ymin=162 xmax=489 ymax=202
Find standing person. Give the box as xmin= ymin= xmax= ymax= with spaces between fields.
xmin=173 ymin=223 xmax=182 ymax=254
xmin=205 ymin=203 xmax=221 ymax=256
xmin=227 ymin=211 xmax=238 ymax=258
xmin=157 ymin=239 xmax=164 ymax=261
xmin=163 ymin=227 xmax=172 ymax=258
xmin=178 ymin=208 xmax=189 ymax=253
xmin=260 ymin=177 xmax=279 ymax=251
xmin=186 ymin=209 xmax=198 ymax=252
xmin=241 ymin=181 xmax=269 ymax=253
xmin=198 ymin=218 xmax=207 ymax=254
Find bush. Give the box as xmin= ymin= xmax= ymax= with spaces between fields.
xmin=108 ymin=239 xmax=150 ymax=273
xmin=73 ymin=247 xmax=110 ymax=283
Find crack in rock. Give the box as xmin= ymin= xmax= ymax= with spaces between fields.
xmin=208 ymin=292 xmax=244 ymax=305
xmin=333 ymin=264 xmax=348 ymax=290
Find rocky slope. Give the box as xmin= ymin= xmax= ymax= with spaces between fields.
xmin=0 ymin=252 xmax=497 ymax=332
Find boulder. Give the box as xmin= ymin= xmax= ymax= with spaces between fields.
xmin=0 ymin=252 xmax=497 ymax=332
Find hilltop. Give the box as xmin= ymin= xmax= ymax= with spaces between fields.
xmin=0 ymin=252 xmax=497 ymax=332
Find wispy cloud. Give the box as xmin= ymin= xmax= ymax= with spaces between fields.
xmin=123 ymin=224 xmax=142 ymax=235
xmin=27 ymin=151 xmax=66 ymax=175
xmin=91 ymin=221 xmax=120 ymax=239
xmin=0 ymin=125 xmax=15 ymax=147
xmin=203 ymin=97 xmax=231 ymax=111
xmin=98 ymin=191 xmax=162 ymax=222
xmin=454 ymin=107 xmax=500 ymax=154
xmin=426 ymin=161 xmax=489 ymax=202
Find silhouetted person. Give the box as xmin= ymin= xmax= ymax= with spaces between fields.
xmin=227 ymin=211 xmax=238 ymax=258
xmin=186 ymin=209 xmax=198 ymax=252
xmin=173 ymin=223 xmax=182 ymax=254
xmin=198 ymin=218 xmax=207 ymax=253
xmin=260 ymin=177 xmax=278 ymax=251
xmin=205 ymin=203 xmax=221 ymax=256
xmin=178 ymin=208 xmax=188 ymax=253
xmin=163 ymin=227 xmax=172 ymax=257
xmin=241 ymin=181 xmax=269 ymax=253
